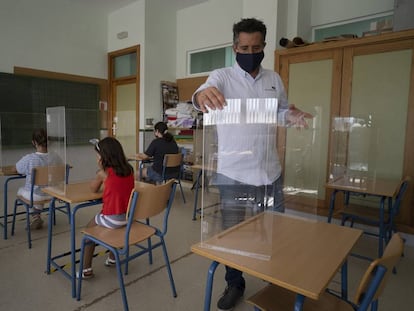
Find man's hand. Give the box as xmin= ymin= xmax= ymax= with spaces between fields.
xmin=286 ymin=104 xmax=314 ymax=128
xmin=195 ymin=87 xmax=226 ymax=113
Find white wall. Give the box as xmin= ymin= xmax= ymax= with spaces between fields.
xmin=108 ymin=0 xmax=147 ymax=123
xmin=108 ymin=0 xmax=178 ymax=125
xmin=176 ymin=0 xmax=279 ymax=78
xmin=144 ymin=0 xmax=178 ymax=122
xmin=0 ymin=0 xmax=109 ymax=78
xmin=311 ymin=0 xmax=394 ymax=26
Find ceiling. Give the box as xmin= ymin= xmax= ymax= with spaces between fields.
xmin=74 ymin=0 xmax=208 ymax=13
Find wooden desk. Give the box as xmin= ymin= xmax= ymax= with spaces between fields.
xmin=0 ymin=165 xmax=25 ymax=239
xmin=326 ymin=176 xmax=401 ymax=256
xmin=128 ymin=154 xmax=152 ymax=162
xmin=192 ymin=212 xmax=362 ymax=311
xmin=43 ymin=181 xmax=102 ymax=298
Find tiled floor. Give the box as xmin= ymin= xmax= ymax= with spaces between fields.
xmin=1 ymin=186 xmax=413 ymax=311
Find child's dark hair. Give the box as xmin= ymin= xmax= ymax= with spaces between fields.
xmin=154 ymin=121 xmax=174 ymax=142
xmin=32 ymin=128 xmax=48 ymax=147
xmin=95 ymin=137 xmax=134 ymax=177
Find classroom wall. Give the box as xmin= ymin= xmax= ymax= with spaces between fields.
xmin=311 ymin=0 xmax=394 ymax=26
xmin=108 ymin=0 xmax=147 ymax=123
xmin=175 ymin=0 xmax=279 ymax=79
xmin=108 ymin=0 xmax=178 ymax=125
xmin=0 ymin=0 xmax=109 ymax=78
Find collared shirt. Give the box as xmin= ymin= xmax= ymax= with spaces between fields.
xmin=193 ymin=63 xmax=288 ymax=186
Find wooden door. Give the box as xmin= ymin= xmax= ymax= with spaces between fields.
xmin=276 ymin=49 xmax=342 ymax=213
xmin=341 ymin=39 xmax=414 ymax=228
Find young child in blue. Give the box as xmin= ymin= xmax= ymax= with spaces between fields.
xmin=15 ymin=128 xmax=61 ymax=229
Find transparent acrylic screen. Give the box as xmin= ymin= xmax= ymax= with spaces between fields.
xmin=200 ymin=98 xmax=320 ymax=260
xmin=329 ymin=116 xmax=381 ymax=207
xmin=46 ymin=106 xmax=67 ymax=192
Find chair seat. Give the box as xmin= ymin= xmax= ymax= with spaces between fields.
xmin=16 ymin=195 xmax=51 ymax=206
xmin=246 ymin=284 xmax=354 ymax=311
xmin=337 ymin=204 xmax=390 ymax=225
xmin=82 ymin=222 xmax=156 ymax=249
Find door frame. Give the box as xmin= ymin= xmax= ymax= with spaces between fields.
xmin=108 ymin=45 xmax=141 ymax=153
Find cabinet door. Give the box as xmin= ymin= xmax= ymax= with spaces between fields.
xmin=341 ymin=40 xmax=413 ymax=216
xmin=277 ymin=49 xmax=342 ymax=210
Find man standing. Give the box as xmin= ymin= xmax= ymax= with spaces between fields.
xmin=193 ymin=18 xmax=311 ymax=310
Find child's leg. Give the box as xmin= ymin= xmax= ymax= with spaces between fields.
xmin=83 ymin=218 xmax=97 ymax=269
xmin=136 ymin=167 xmax=148 ymax=180
xmin=30 ymin=204 xmax=44 ymax=229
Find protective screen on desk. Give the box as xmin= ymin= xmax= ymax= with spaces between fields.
xmin=329 ymin=116 xmax=379 ymax=181
xmin=199 ymin=98 xmax=321 ymax=260
xmin=46 ymin=106 xmax=67 ymax=192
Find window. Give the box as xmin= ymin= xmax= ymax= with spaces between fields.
xmin=313 ymin=13 xmax=393 ymax=42
xmin=188 ymin=45 xmax=234 ymax=75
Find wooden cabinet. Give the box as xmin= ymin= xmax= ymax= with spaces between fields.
xmin=275 ymin=29 xmax=414 ymax=232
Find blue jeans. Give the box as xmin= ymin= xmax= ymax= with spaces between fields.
xmin=215 ymin=174 xmax=284 ymax=289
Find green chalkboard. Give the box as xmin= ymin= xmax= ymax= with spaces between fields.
xmin=0 ymin=73 xmax=99 ymax=147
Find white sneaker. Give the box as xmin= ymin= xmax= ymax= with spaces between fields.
xmin=76 ymin=268 xmax=94 ymax=279
xmin=104 ymin=257 xmax=116 ymax=267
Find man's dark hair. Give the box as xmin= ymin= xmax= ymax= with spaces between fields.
xmin=232 ymin=18 xmax=267 ymax=45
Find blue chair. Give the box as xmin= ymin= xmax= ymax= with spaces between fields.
xmin=161 ymin=153 xmax=186 ymax=203
xmin=11 ymin=165 xmax=71 ymax=248
xmin=77 ymin=180 xmax=178 ymax=311
xmin=138 ymin=152 xmax=186 ymax=203
xmin=340 ymin=178 xmax=409 ymax=258
xmin=246 ymin=233 xmax=404 ymax=311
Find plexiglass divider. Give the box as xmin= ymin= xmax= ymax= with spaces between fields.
xmin=329 ymin=115 xmax=379 ymax=206
xmin=46 ymin=107 xmax=67 ymax=193
xmin=200 ymin=98 xmax=321 ymax=260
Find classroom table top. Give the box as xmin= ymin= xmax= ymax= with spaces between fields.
xmin=191 ymin=212 xmax=362 ymax=300
xmin=325 ymin=175 xmax=401 ymax=197
xmin=0 ymin=165 xmax=19 ymax=176
xmin=42 ymin=181 xmax=102 ymax=204
xmin=128 ymin=154 xmax=152 ymax=162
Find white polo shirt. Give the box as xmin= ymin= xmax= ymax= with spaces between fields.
xmin=194 ymin=63 xmax=288 ymax=186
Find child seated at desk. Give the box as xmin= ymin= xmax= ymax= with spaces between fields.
xmin=78 ymin=137 xmax=134 ymax=279
xmin=15 ymin=128 xmax=61 ymax=229
xmin=135 ymin=121 xmax=179 ymax=183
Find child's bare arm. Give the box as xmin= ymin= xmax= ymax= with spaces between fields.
xmin=90 ymin=169 xmax=106 ymax=193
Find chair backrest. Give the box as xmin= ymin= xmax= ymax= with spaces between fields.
xmin=354 ymin=233 xmax=404 ymax=304
xmin=32 ymin=164 xmax=68 ymax=187
xmin=162 ymin=153 xmax=183 ymax=179
xmin=391 ymin=177 xmax=409 ymax=217
xmin=127 ymin=179 xmax=176 ymax=221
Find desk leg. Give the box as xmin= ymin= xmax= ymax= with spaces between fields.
xmin=378 ymin=196 xmax=386 ymax=257
xmin=327 ymin=189 xmax=338 ymax=223
xmin=46 ymin=198 xmax=56 ymax=274
xmin=3 ymin=178 xmax=8 ymax=240
xmin=192 ymin=170 xmax=202 ymax=221
xmin=2 ymin=175 xmax=24 ymax=239
xmin=204 ymin=261 xmax=219 ymax=311
xmin=293 ymin=294 xmax=305 ymax=311
xmin=341 ymin=259 xmax=348 ymax=299
xmin=70 ymin=208 xmax=77 ymax=298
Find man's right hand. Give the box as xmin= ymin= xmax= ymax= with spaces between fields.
xmin=195 ymin=87 xmax=226 ymax=113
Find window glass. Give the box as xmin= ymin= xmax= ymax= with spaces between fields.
xmin=189 ymin=46 xmax=234 ymax=75
xmin=114 ymin=52 xmax=137 ymax=78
